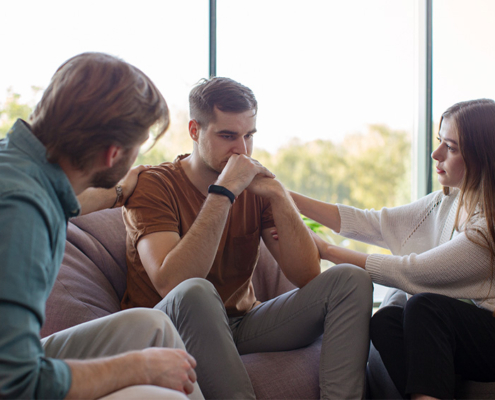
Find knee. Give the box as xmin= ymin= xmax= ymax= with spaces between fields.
xmin=157 ymin=278 xmax=224 ymax=318
xmin=117 ymin=308 xmax=175 ymax=333
xmin=169 ymin=277 xmax=218 ymax=305
xmin=403 ymin=293 xmax=448 ymax=329
xmin=322 ymin=263 xmax=373 ymax=297
xmin=405 ymin=292 xmax=438 ymax=313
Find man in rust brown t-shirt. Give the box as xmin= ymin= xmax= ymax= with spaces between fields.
xmin=122 ymin=77 xmax=373 ymax=400
xmin=122 ymin=153 xmax=275 ymax=316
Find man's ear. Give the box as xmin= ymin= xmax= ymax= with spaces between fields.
xmin=103 ymin=145 xmax=124 ymax=168
xmin=189 ymin=120 xmax=200 ymax=142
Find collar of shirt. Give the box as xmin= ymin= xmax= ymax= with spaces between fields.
xmin=6 ymin=119 xmax=80 ymax=218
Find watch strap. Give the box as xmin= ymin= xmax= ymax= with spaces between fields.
xmin=111 ymin=184 xmax=124 ymax=208
xmin=207 ymin=185 xmax=235 ymax=204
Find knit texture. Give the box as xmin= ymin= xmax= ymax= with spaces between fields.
xmin=338 ymin=189 xmax=495 ymax=311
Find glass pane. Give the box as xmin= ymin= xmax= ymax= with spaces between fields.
xmin=431 ymin=0 xmax=495 ymax=190
xmin=218 ymin=0 xmax=416 ymax=303
xmin=0 ymin=0 xmax=208 ymax=161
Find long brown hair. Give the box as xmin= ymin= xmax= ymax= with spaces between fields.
xmin=440 ymin=99 xmax=495 ymax=280
xmin=30 ymin=52 xmax=169 ymax=171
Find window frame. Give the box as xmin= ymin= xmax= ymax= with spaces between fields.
xmin=209 ymin=0 xmax=434 ymax=200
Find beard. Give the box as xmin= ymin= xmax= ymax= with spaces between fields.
xmin=90 ymin=153 xmax=132 ymax=189
xmin=200 ymin=155 xmax=223 ymax=175
xmin=197 ymin=141 xmax=225 ymax=175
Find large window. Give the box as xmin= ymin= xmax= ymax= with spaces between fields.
xmin=0 ymin=0 xmax=209 ymax=160
xmin=3 ymin=1 xmax=492 ymax=304
xmin=430 ymin=0 xmax=495 ymax=191
xmin=218 ymin=0 xmax=416 ymax=302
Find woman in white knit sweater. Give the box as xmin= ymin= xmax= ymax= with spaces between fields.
xmin=288 ymin=98 xmax=495 ymax=399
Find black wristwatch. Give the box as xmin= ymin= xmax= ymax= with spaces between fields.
xmin=208 ymin=185 xmax=236 ymax=204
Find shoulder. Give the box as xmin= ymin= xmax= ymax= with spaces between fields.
xmin=421 ymin=189 xmax=447 ymax=206
xmin=407 ymin=189 xmax=455 ymax=215
xmin=126 ymin=158 xmax=198 ymax=213
xmin=428 ymin=189 xmax=459 ymax=218
xmin=0 ymin=168 xmax=59 ymax=222
xmin=138 ymin=160 xmax=186 ymax=187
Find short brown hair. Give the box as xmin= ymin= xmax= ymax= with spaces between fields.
xmin=189 ymin=77 xmax=257 ymax=127
xmin=30 ymin=52 xmax=169 ymax=170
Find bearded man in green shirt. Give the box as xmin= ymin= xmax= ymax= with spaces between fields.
xmin=0 ymin=52 xmax=202 ymax=400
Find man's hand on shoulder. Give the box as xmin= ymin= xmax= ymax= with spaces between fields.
xmin=216 ymin=154 xmax=275 ymax=196
xmin=119 ymin=164 xmax=151 ymax=206
xmin=77 ymin=164 xmax=151 ymax=215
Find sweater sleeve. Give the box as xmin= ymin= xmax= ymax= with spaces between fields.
xmin=337 ymin=191 xmax=495 ymax=310
xmin=365 ymin=228 xmax=495 ymax=310
xmin=337 ymin=191 xmax=443 ymax=253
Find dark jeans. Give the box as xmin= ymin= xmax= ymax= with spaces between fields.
xmin=370 ymin=293 xmax=495 ymax=399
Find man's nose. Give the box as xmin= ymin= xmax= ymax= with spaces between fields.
xmin=233 ymin=138 xmax=248 ymax=155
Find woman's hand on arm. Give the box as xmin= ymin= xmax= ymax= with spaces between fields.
xmin=308 ymin=229 xmax=368 ymax=268
xmin=289 ymin=191 xmax=342 ymax=233
xmin=270 ymin=227 xmax=369 ymax=269
xmin=77 ymin=165 xmax=150 ymax=215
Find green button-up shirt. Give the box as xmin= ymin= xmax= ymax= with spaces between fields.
xmin=0 ymin=120 xmax=79 ymax=398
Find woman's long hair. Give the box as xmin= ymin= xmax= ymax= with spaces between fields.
xmin=440 ymin=99 xmax=495 ymax=290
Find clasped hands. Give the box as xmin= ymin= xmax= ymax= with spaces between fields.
xmin=215 ymin=154 xmax=283 ymax=199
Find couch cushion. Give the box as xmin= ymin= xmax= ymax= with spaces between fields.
xmin=242 ymin=338 xmax=321 ymax=399
xmin=42 ymin=207 xmax=295 ymax=337
xmin=41 ymin=207 xmax=321 ymax=398
xmin=41 ymin=208 xmax=127 ymax=338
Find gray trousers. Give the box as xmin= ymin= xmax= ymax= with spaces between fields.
xmin=41 ymin=308 xmax=204 ymax=400
xmin=156 ymin=264 xmax=373 ymax=400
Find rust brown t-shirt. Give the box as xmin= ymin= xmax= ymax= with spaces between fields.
xmin=121 ymin=155 xmax=275 ymax=317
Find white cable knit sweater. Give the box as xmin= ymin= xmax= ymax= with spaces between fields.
xmin=338 ymin=189 xmax=495 ymax=311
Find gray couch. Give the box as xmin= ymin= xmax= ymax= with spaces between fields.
xmin=41 ymin=207 xmax=321 ymax=399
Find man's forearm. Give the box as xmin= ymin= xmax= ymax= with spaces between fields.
xmin=156 ymin=194 xmax=232 ymax=295
xmin=65 ymin=352 xmax=145 ymax=399
xmin=77 ymin=187 xmax=116 ymax=215
xmin=270 ymin=190 xmax=321 ymax=287
xmin=66 ymin=347 xmax=197 ymax=399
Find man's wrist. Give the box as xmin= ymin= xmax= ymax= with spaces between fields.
xmin=208 ymin=185 xmax=236 ymax=204
xmin=111 ymin=185 xmax=124 ymax=208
